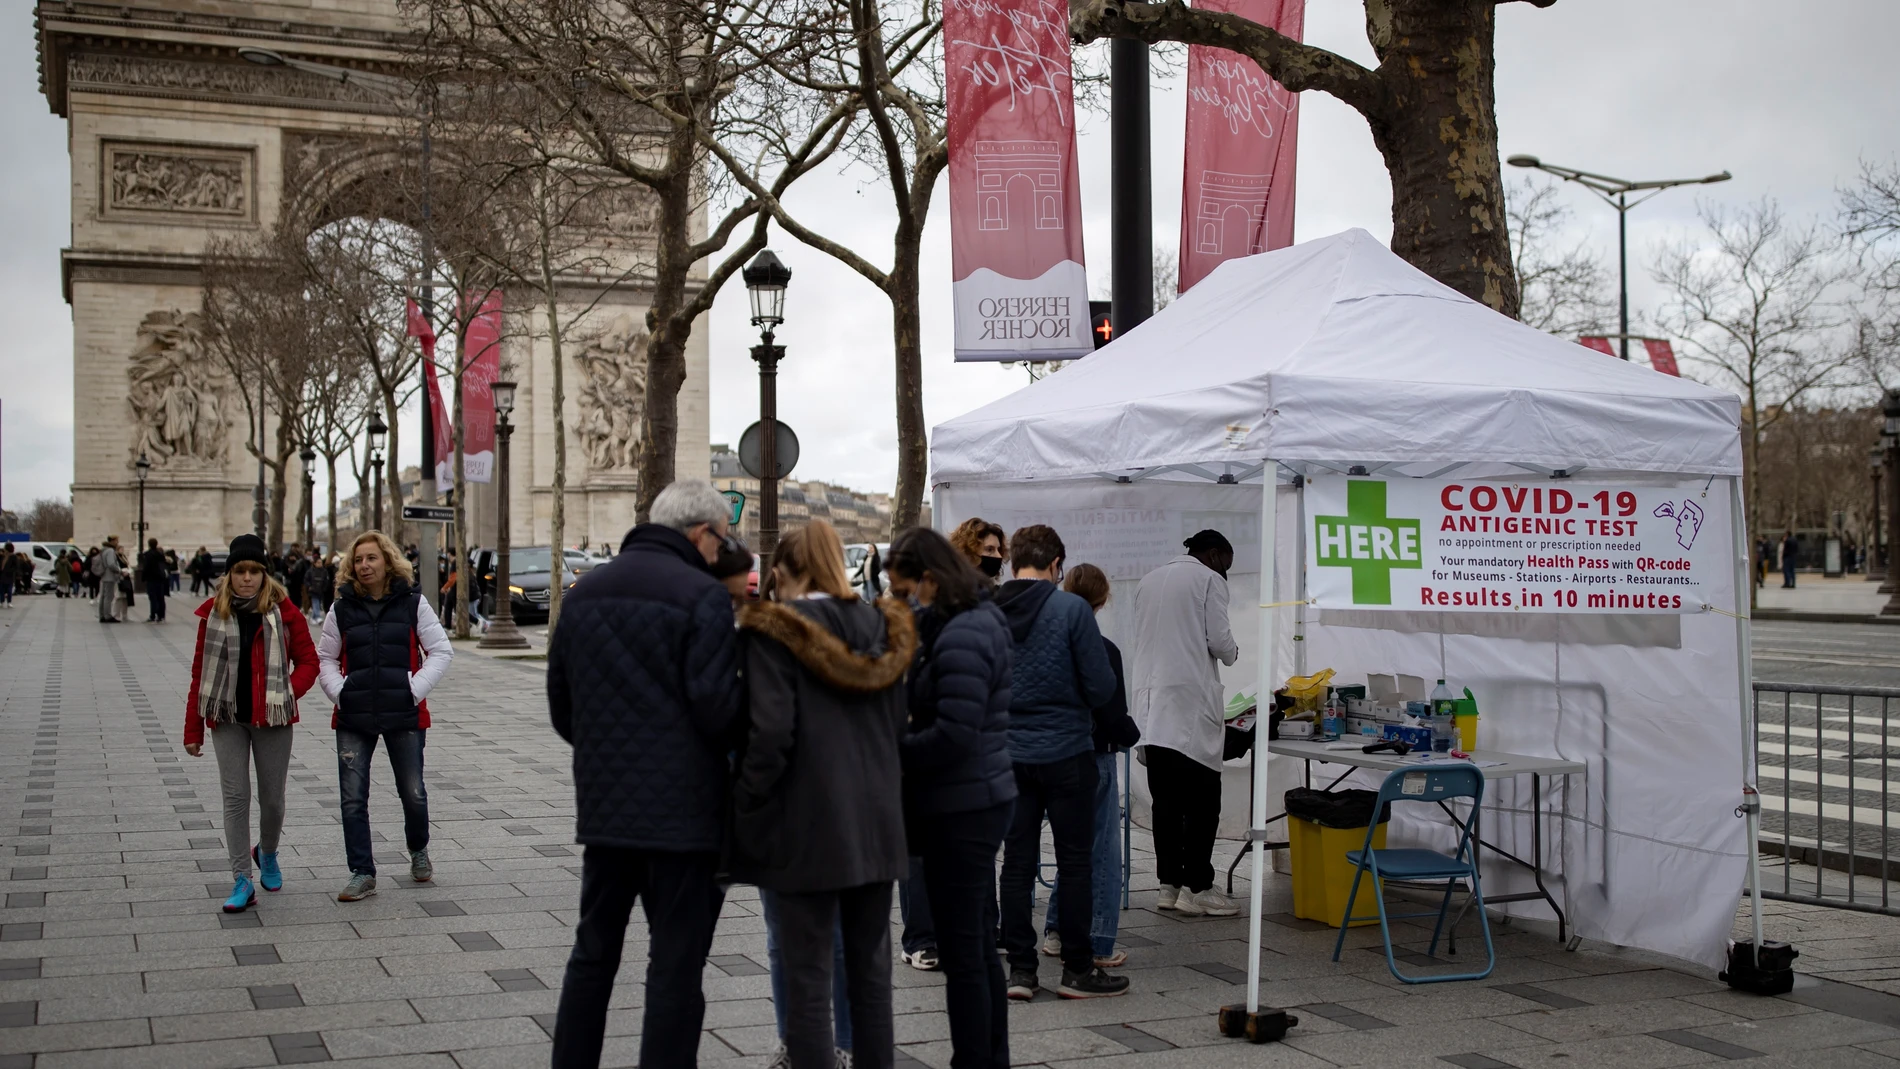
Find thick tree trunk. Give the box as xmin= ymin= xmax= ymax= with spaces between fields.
xmin=635 ymin=163 xmax=698 ymax=523
xmin=325 ymin=454 xmax=339 ymax=560
xmin=542 ymin=237 xmax=570 ymax=639
xmin=452 ymin=329 xmax=471 ymax=639
xmin=269 ymin=416 xmax=294 ymax=553
xmin=889 ymin=254 xmax=928 ymax=535
xmin=381 ymin=388 xmax=404 ymax=535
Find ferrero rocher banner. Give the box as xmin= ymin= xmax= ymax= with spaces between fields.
xmin=1178 ymin=0 xmax=1303 ymax=294
xmin=1305 ymin=477 xmax=1719 ymax=614
xmin=943 ymin=0 xmax=1091 ymax=361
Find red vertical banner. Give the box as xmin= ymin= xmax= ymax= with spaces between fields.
xmin=943 ymin=0 xmax=1091 ymax=361
xmin=1643 ymin=338 xmax=1681 ymax=376
xmin=1578 ymin=335 xmax=1616 ymax=357
xmin=1179 ymin=0 xmax=1304 ymax=295
xmin=456 ymin=291 xmax=503 ymax=485
xmin=408 ymin=298 xmax=456 ymax=485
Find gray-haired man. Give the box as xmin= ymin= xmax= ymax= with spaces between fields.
xmin=547 ymin=480 xmax=744 ymax=1069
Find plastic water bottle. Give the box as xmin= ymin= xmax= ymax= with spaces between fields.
xmin=1430 ymin=679 xmax=1457 ymax=753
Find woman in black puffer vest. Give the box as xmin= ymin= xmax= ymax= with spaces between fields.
xmin=886 ymin=527 xmax=1016 ymax=1069
xmin=317 ymin=531 xmax=453 ymax=903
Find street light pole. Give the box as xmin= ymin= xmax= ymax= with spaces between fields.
xmin=1507 ymin=155 xmax=1731 ymax=361
xmin=300 ymin=443 xmax=317 ymax=550
xmin=480 ymin=382 xmax=528 ymax=649
xmin=368 ymin=416 xmax=388 ymax=532
xmin=744 ymin=251 xmax=792 ymax=558
xmin=1883 ymin=391 xmax=1900 ymax=612
xmin=134 ymin=452 xmax=150 ymax=545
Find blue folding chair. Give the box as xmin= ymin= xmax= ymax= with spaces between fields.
xmin=1330 ymin=764 xmax=1496 ymax=984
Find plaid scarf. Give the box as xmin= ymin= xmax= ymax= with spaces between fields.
xmin=198 ymin=596 xmax=292 ymax=727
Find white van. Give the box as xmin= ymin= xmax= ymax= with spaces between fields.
xmin=19 ymin=542 xmax=80 ymax=592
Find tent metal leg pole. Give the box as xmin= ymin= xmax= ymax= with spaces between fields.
xmin=1727 ymin=475 xmax=1765 ymax=960
xmin=1246 ymin=469 xmax=1280 ymax=1015
xmin=1294 ymin=478 xmax=1307 ymax=677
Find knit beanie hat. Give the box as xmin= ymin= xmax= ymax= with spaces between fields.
xmin=227 ymin=534 xmax=268 ymax=571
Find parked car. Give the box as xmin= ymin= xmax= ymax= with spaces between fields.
xmin=471 ymin=545 xmax=597 ymax=624
xmin=844 ymin=542 xmax=887 ymax=602
xmin=19 ymin=542 xmax=79 ymax=593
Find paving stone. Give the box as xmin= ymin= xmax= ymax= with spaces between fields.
xmin=1648 ymin=1028 xmax=1765 ymax=1059
xmin=0 ymin=1003 xmax=34 ymax=1029
xmin=449 ymin=932 xmax=503 ymax=953
xmin=269 ymin=1031 xmax=331 ymax=1063
xmin=1490 ymin=982 xmax=1591 ymax=1010
xmin=1439 ymin=1056 xmax=1514 ymax=1069
xmin=250 ymin=985 xmax=303 ymax=1010
xmin=232 ymin=944 xmax=280 ymax=967
xmin=4 ymin=895 xmax=45 ymax=910
xmin=0 ymin=926 xmax=41 ymax=943
xmin=6 ymin=871 xmax=45 ymax=882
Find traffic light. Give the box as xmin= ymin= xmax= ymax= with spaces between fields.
xmin=1090 ymin=300 xmax=1113 ymax=349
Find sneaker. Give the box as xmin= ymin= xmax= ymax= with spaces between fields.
xmin=410 ymin=848 xmax=434 ymax=883
xmin=901 ymin=946 xmax=940 ymax=971
xmin=1039 ymin=931 xmax=1062 ymax=957
xmin=1006 ymin=967 xmax=1040 ymax=1001
xmin=222 ymin=875 xmax=256 ymax=913
xmin=765 ymin=1043 xmax=789 ymax=1069
xmin=1093 ymin=948 xmax=1129 ymax=968
xmin=1155 ymin=884 xmax=1181 ymax=910
xmin=834 ymin=1049 xmax=852 ymax=1069
xmin=337 ymin=873 xmax=377 ymax=901
xmin=1174 ymin=887 xmax=1242 ymax=917
xmin=1058 ymin=965 xmax=1130 ymax=999
xmin=252 ymin=846 xmax=282 ymax=892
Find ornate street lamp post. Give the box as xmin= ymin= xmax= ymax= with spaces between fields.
xmin=744 ymin=250 xmax=791 ymax=556
xmin=300 ymin=442 xmax=317 ymax=551
xmin=1883 ymin=391 xmax=1900 ymax=613
xmin=479 ymin=382 xmax=529 ymax=650
xmin=134 ymin=451 xmax=150 ymax=543
xmin=368 ymin=415 xmax=387 ymax=532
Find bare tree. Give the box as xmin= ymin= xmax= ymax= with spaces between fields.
xmin=415 ymin=0 xmax=850 ymax=520
xmin=1070 ymin=0 xmax=1559 ymax=316
xmin=201 ymin=230 xmax=328 ymax=552
xmin=1652 ymin=199 xmax=1850 ymax=559
xmin=1841 ymin=159 xmax=1900 ymax=391
xmin=1507 ymin=177 xmax=1612 ymax=336
xmin=22 ymin=498 xmax=74 ymax=541
xmin=304 ymin=340 xmax=378 ymax=557
xmin=708 ymin=0 xmax=946 ymax=532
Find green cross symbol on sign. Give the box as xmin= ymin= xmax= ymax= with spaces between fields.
xmin=1314 ymin=480 xmax=1423 ymax=605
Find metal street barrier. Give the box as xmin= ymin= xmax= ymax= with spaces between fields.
xmin=1754 ymin=681 xmax=1900 ymax=915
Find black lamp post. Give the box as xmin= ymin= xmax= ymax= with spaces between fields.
xmin=300 ymin=442 xmax=317 ymax=551
xmin=368 ymin=415 xmax=388 ymax=532
xmin=744 ymin=249 xmax=791 ymax=557
xmin=134 ymin=451 xmax=150 ymax=544
xmin=1507 ymin=155 xmax=1730 ymax=361
xmin=479 ymin=381 xmax=529 ymax=650
xmin=1872 ymin=445 xmax=1887 ymax=583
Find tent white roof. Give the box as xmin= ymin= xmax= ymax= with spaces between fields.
xmin=931 ymin=229 xmax=1743 ymax=484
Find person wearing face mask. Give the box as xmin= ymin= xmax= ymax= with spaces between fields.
xmin=1130 ymin=529 xmax=1241 ymax=917
xmin=950 ymin=519 xmax=1008 ymax=585
xmin=183 ymin=534 xmax=321 ymax=913
xmin=317 ymin=530 xmax=454 ymax=903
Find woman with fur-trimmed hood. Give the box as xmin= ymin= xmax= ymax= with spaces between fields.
xmin=733 ymin=519 xmax=918 ymax=1069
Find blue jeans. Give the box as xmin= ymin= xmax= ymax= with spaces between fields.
xmin=336 ymin=727 xmax=429 ymax=876
xmin=899 ymin=855 xmax=936 ymax=954
xmin=761 ymin=887 xmax=853 ymax=1052
xmin=1044 ymin=752 xmax=1122 ymax=958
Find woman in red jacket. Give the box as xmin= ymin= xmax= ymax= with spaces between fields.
xmin=184 ymin=534 xmax=319 ymax=913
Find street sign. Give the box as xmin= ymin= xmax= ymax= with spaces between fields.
xmin=738 ymin=421 xmax=800 ymax=480
xmin=401 ymin=504 xmax=456 ymax=523
xmin=722 ymin=490 xmax=746 ymax=527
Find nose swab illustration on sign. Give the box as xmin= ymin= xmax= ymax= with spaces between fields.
xmin=1305 ymin=477 xmax=1719 ymax=614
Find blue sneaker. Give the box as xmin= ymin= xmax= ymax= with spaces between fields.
xmin=252 ymin=846 xmax=282 ymax=892
xmin=222 ymin=875 xmax=256 ymax=913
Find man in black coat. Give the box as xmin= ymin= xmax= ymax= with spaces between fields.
xmin=139 ymin=538 xmax=169 ymax=622
xmin=546 ymin=480 xmax=742 ymax=1069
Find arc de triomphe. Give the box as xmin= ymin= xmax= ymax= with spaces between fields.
xmin=35 ymin=0 xmax=710 ymax=551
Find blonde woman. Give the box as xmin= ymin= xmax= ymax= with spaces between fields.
xmin=317 ymin=531 xmax=453 ymax=902
xmin=183 ymin=534 xmax=320 ymax=913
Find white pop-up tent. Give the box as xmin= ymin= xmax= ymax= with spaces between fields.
xmin=932 ymin=229 xmax=1759 ymax=1011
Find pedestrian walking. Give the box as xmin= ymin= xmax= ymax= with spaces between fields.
xmin=1131 ymin=531 xmax=1242 ymax=917
xmin=732 ymin=519 xmax=916 ymax=1069
xmin=165 ymin=546 xmax=180 ymax=592
xmin=189 ymin=546 xmax=212 ymax=594
xmin=992 ymin=525 xmax=1128 ymax=1001
xmin=183 ymin=534 xmax=319 ymax=912
xmin=1781 ymin=530 xmax=1800 ymax=589
xmin=1042 ymin=565 xmax=1141 ymax=964
xmin=93 ymin=538 xmax=125 ymax=622
xmin=885 ymin=527 xmax=1017 ymax=1069
xmin=306 ymin=552 xmax=335 ymax=618
xmin=545 ymin=481 xmax=743 ymax=1069
xmin=316 ymin=530 xmax=453 ymax=903
xmin=141 ymin=538 xmax=170 ymax=622
xmin=0 ymin=545 xmax=16 ymax=608
xmin=53 ymin=549 xmax=73 ymax=599
xmin=286 ymin=544 xmax=308 ymax=611
xmin=949 ymin=519 xmax=1008 ymax=587
xmin=82 ymin=547 xmax=99 ymax=600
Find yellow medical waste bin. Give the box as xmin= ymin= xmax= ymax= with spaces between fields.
xmin=1289 ymin=813 xmax=1388 ymax=927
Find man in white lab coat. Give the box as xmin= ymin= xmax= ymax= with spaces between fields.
xmin=1131 ymin=530 xmax=1241 ymax=916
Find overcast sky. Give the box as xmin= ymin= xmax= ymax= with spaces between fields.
xmin=4 ymin=0 xmax=1897 ymax=515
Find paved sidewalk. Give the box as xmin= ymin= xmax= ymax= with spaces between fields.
xmin=1756 ymin=576 xmax=1894 ymax=620
xmin=7 ymin=596 xmax=1900 ymax=1067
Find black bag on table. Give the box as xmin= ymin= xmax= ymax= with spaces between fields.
xmin=1284 ymin=787 xmax=1391 ymax=829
